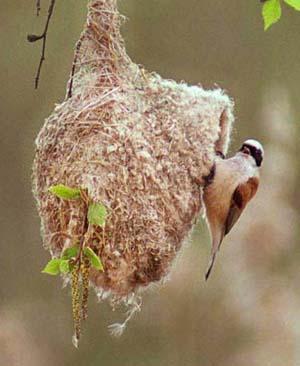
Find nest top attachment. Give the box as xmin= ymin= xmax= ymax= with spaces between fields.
xmin=33 ymin=0 xmax=234 ymax=302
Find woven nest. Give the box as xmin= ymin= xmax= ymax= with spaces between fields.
xmin=33 ymin=0 xmax=234 ymax=314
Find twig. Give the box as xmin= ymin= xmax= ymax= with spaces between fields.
xmin=27 ymin=0 xmax=56 ymax=89
xmin=67 ymin=36 xmax=84 ymax=99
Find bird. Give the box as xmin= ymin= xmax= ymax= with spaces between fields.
xmin=203 ymin=139 xmax=264 ymax=280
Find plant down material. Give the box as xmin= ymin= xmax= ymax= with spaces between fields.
xmin=32 ymin=0 xmax=234 ymax=330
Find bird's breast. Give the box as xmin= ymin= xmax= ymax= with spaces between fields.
xmin=203 ymin=156 xmax=256 ymax=224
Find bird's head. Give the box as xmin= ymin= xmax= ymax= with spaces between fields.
xmin=239 ymin=139 xmax=264 ymax=167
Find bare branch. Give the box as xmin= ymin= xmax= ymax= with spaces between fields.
xmin=27 ymin=0 xmax=56 ymax=89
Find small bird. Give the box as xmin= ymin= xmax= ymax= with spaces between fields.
xmin=203 ymin=139 xmax=264 ymax=280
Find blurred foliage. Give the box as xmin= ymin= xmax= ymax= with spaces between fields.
xmin=262 ymin=0 xmax=300 ymax=30
xmin=1 ymin=1 xmax=300 ymax=365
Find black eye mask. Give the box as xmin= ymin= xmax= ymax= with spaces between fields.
xmin=242 ymin=144 xmax=263 ymax=167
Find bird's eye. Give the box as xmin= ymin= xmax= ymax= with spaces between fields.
xmin=241 ymin=145 xmax=251 ymax=155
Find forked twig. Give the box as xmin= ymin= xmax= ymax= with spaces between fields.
xmin=27 ymin=0 xmax=56 ymax=89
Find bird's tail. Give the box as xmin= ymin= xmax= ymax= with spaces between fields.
xmin=205 ymin=252 xmax=216 ymax=281
xmin=205 ymin=234 xmax=224 ymax=281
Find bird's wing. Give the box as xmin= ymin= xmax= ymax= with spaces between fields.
xmin=224 ymin=176 xmax=259 ymax=236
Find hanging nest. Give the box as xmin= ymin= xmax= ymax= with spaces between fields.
xmin=32 ymin=0 xmax=234 ymax=328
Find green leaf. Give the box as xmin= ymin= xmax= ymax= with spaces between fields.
xmin=59 ymin=259 xmax=70 ymax=274
xmin=84 ymin=247 xmax=104 ymax=271
xmin=61 ymin=246 xmax=79 ymax=260
xmin=49 ymin=184 xmax=81 ymax=200
xmin=262 ymin=0 xmax=282 ymax=30
xmin=284 ymin=0 xmax=300 ymax=10
xmin=87 ymin=202 xmax=107 ymax=227
xmin=42 ymin=258 xmax=61 ymax=275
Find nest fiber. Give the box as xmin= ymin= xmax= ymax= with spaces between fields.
xmin=33 ymin=0 xmax=234 ymax=303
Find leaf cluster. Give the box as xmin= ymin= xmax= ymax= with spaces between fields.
xmin=42 ymin=184 xmax=106 ymax=275
xmin=48 ymin=184 xmax=107 ymax=226
xmin=42 ymin=245 xmax=103 ymax=276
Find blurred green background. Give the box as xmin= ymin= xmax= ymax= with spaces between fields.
xmin=1 ymin=1 xmax=300 ymax=365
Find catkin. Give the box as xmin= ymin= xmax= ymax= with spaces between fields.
xmin=71 ymin=263 xmax=81 ymax=346
xmin=81 ymin=258 xmax=91 ymax=321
